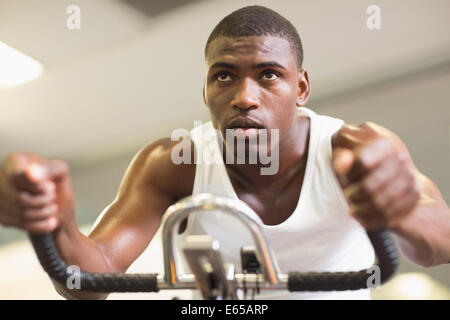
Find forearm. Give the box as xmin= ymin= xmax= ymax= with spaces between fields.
xmin=50 ymin=217 xmax=114 ymax=299
xmin=392 ymin=196 xmax=450 ymax=267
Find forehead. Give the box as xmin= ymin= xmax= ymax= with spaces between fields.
xmin=206 ymin=35 xmax=295 ymax=68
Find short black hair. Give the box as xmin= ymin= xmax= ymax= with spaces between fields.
xmin=205 ymin=5 xmax=303 ymax=68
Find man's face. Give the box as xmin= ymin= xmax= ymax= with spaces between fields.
xmin=203 ymin=35 xmax=309 ymax=158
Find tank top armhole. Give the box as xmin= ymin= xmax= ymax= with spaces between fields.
xmin=190 ymin=129 xmax=204 ymax=195
xmin=180 ymin=132 xmax=202 ymax=237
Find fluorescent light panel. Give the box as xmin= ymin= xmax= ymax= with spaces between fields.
xmin=0 ymin=41 xmax=43 ymax=88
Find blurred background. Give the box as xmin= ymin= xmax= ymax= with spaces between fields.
xmin=0 ymin=0 xmax=449 ymax=299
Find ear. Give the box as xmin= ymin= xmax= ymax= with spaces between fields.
xmin=202 ymin=85 xmax=208 ymax=108
xmin=296 ymin=69 xmax=311 ymax=107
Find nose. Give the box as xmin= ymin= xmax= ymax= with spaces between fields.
xmin=231 ymin=78 xmax=259 ymax=111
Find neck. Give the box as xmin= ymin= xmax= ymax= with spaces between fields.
xmin=223 ymin=116 xmax=310 ymax=193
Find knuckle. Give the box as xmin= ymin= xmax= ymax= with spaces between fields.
xmin=376 ymin=138 xmax=393 ymax=153
xmin=358 ymin=155 xmax=370 ymax=169
xmin=405 ymin=169 xmax=416 ymax=184
xmin=51 ymin=158 xmax=69 ymax=172
xmin=410 ymin=183 xmax=421 ymax=200
xmin=412 ymin=182 xmax=421 ymax=195
xmin=55 ymin=159 xmax=68 ymax=170
xmin=396 ymin=151 xmax=409 ymax=163
xmin=377 ymin=136 xmax=390 ymax=146
xmin=371 ymin=170 xmax=383 ymax=188
xmin=17 ymin=192 xmax=31 ymax=207
xmin=44 ymin=204 xmax=57 ymax=216
xmin=404 ymin=175 xmax=414 ymax=189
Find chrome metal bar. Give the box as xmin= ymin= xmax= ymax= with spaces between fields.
xmin=161 ymin=194 xmax=281 ymax=286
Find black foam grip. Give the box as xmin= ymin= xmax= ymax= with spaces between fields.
xmin=288 ymin=230 xmax=399 ymax=292
xmin=29 ymin=233 xmax=159 ymax=293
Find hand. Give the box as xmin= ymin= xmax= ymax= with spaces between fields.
xmin=0 ymin=152 xmax=75 ymax=234
xmin=332 ymin=138 xmax=421 ymax=231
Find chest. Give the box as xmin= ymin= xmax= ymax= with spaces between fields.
xmin=232 ymin=171 xmax=306 ymax=226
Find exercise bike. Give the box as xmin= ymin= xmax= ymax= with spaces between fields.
xmin=29 ymin=193 xmax=398 ymax=300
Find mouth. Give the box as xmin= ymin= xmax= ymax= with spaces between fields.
xmin=225 ymin=118 xmax=267 ymax=139
xmin=225 ymin=118 xmax=265 ymax=130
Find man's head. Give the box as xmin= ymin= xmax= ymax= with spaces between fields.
xmin=205 ymin=6 xmax=304 ymax=69
xmin=203 ymin=5 xmax=310 ymax=162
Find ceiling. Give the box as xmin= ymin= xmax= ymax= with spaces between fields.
xmin=0 ymin=0 xmax=449 ymax=168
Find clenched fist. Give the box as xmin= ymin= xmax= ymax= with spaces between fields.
xmin=332 ymin=124 xmax=421 ymax=231
xmin=0 ymin=152 xmax=75 ymax=234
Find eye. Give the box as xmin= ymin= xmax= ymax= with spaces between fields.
xmin=216 ymin=71 xmax=232 ymax=82
xmin=261 ymin=70 xmax=280 ymax=81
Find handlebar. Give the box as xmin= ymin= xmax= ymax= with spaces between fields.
xmin=29 ymin=193 xmax=399 ymax=296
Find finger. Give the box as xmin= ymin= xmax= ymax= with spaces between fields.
xmin=3 ymin=153 xmax=30 ymax=177
xmin=18 ymin=183 xmax=56 ymax=208
xmin=372 ymin=169 xmax=413 ymax=212
xmin=46 ymin=159 xmax=69 ymax=180
xmin=10 ymin=160 xmax=68 ymax=195
xmin=385 ymin=184 xmax=421 ymax=224
xmin=22 ymin=216 xmax=58 ymax=234
xmin=2 ymin=154 xmax=43 ymax=194
xmin=347 ymin=138 xmax=396 ymax=183
xmin=5 ymin=167 xmax=45 ymax=195
xmin=333 ymin=148 xmax=354 ymax=175
xmin=25 ymin=159 xmax=69 ymax=183
xmin=332 ymin=147 xmax=354 ymax=187
xmin=346 ymin=157 xmax=402 ymax=204
xmin=21 ymin=203 xmax=58 ymax=221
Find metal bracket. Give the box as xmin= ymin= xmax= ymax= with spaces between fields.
xmin=181 ymin=235 xmax=237 ymax=300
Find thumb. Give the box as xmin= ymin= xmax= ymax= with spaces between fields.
xmin=332 ymin=147 xmax=354 ymax=185
xmin=25 ymin=159 xmax=69 ymax=183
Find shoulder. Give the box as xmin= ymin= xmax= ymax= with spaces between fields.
xmin=124 ymin=136 xmax=196 ymax=200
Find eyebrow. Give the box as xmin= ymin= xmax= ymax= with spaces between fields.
xmin=209 ymin=61 xmax=287 ymax=71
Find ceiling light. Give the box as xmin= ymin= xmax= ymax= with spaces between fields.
xmin=0 ymin=41 xmax=43 ymax=88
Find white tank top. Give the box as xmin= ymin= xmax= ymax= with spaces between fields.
xmin=176 ymin=107 xmax=375 ymax=299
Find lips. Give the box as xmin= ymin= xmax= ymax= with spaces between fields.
xmin=224 ymin=117 xmax=266 ymax=140
xmin=226 ymin=117 xmax=265 ymax=130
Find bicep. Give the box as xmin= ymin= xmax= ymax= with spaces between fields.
xmin=88 ymin=185 xmax=172 ymax=273
xmin=87 ymin=141 xmax=176 ymax=273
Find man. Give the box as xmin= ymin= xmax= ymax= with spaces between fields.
xmin=0 ymin=6 xmax=449 ymax=300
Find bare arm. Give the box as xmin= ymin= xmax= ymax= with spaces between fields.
xmin=0 ymin=137 xmax=195 ymax=299
xmin=391 ymin=172 xmax=450 ymax=266
xmin=332 ymin=122 xmax=450 ymax=267
xmin=56 ymin=138 xmax=195 ymax=299
xmin=53 ymin=141 xmax=176 ymax=299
